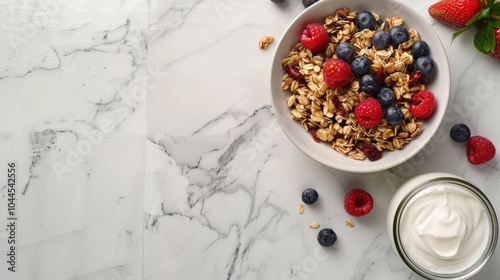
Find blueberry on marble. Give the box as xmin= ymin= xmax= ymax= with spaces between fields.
xmin=271 ymin=0 xmax=285 ymax=3
xmin=350 ymin=55 xmax=371 ymax=76
xmin=302 ymin=188 xmax=319 ymax=205
xmin=450 ymin=123 xmax=471 ymax=143
xmin=354 ymin=11 xmax=377 ymax=31
xmin=389 ymin=25 xmax=409 ymax=47
xmin=376 ymin=87 xmax=395 ymax=108
xmin=414 ymin=56 xmax=435 ymax=78
xmin=384 ymin=106 xmax=404 ymax=126
xmin=335 ymin=42 xmax=356 ymax=63
xmin=317 ymin=228 xmax=337 ymax=247
xmin=411 ymin=40 xmax=430 ymax=59
xmin=302 ymin=0 xmax=319 ymax=8
xmin=359 ymin=74 xmax=380 ymax=95
xmin=372 ymin=30 xmax=390 ymax=50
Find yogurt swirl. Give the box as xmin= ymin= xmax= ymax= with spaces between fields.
xmin=399 ymin=182 xmax=490 ymax=274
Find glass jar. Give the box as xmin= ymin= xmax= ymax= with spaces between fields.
xmin=387 ymin=172 xmax=498 ymax=280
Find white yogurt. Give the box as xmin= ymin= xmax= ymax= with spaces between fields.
xmin=387 ymin=173 xmax=498 ymax=279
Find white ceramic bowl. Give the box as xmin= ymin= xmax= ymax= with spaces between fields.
xmin=270 ymin=0 xmax=450 ymax=173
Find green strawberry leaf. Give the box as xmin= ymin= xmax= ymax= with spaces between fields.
xmin=487 ymin=0 xmax=496 ymax=8
xmin=490 ymin=19 xmax=500 ymax=28
xmin=452 ymin=27 xmax=471 ymax=41
xmin=474 ymin=23 xmax=495 ymax=54
xmin=490 ymin=2 xmax=500 ymax=19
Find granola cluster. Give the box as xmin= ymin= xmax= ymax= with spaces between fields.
xmin=281 ymin=7 xmax=427 ymax=161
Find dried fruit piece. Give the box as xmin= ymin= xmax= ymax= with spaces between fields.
xmin=409 ymin=70 xmax=422 ymax=85
xmin=283 ymin=64 xmax=304 ymax=81
xmin=331 ymin=95 xmax=347 ymax=117
xmin=358 ymin=143 xmax=382 ymax=161
xmin=309 ymin=129 xmax=321 ymax=143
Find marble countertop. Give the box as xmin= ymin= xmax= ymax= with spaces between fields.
xmin=1 ymin=0 xmax=500 ymax=279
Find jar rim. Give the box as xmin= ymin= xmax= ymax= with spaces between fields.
xmin=392 ymin=176 xmax=499 ymax=280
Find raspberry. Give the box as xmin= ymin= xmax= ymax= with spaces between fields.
xmin=466 ymin=136 xmax=496 ymax=165
xmin=354 ymin=98 xmax=383 ymax=128
xmin=344 ymin=189 xmax=373 ymax=217
xmin=410 ymin=90 xmax=436 ymax=119
xmin=300 ymin=23 xmax=329 ymax=52
xmin=358 ymin=143 xmax=382 ymax=161
xmin=323 ymin=58 xmax=352 ymax=89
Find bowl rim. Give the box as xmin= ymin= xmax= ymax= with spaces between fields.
xmin=270 ymin=0 xmax=451 ymax=173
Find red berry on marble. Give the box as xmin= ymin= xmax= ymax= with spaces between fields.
xmin=466 ymin=135 xmax=496 ymax=165
xmin=323 ymin=58 xmax=352 ymax=89
xmin=409 ymin=90 xmax=436 ymax=119
xmin=300 ymin=23 xmax=329 ymax=52
xmin=354 ymin=98 xmax=383 ymax=128
xmin=344 ymin=188 xmax=374 ymax=217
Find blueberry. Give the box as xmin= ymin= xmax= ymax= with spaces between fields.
xmin=389 ymin=25 xmax=409 ymax=47
xmin=302 ymin=188 xmax=319 ymax=205
xmin=354 ymin=11 xmax=377 ymax=31
xmin=384 ymin=106 xmax=404 ymax=126
xmin=302 ymin=0 xmax=319 ymax=7
xmin=317 ymin=228 xmax=337 ymax=247
xmin=414 ymin=56 xmax=435 ymax=78
xmin=372 ymin=30 xmax=390 ymax=50
xmin=335 ymin=42 xmax=356 ymax=63
xmin=359 ymin=74 xmax=380 ymax=95
xmin=411 ymin=40 xmax=430 ymax=59
xmin=271 ymin=0 xmax=285 ymax=3
xmin=350 ymin=55 xmax=371 ymax=76
xmin=450 ymin=123 xmax=471 ymax=143
xmin=376 ymin=87 xmax=395 ymax=108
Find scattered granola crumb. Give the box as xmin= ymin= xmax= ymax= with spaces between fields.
xmin=309 ymin=222 xmax=320 ymax=229
xmin=259 ymin=35 xmax=275 ymax=49
xmin=345 ymin=219 xmax=355 ymax=228
xmin=298 ymin=204 xmax=305 ymax=215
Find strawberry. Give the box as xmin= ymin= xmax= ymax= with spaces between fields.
xmin=428 ymin=0 xmax=482 ymax=29
xmin=489 ymin=27 xmax=500 ymax=60
xmin=344 ymin=189 xmax=374 ymax=217
xmin=354 ymin=98 xmax=383 ymax=128
xmin=467 ymin=135 xmax=496 ymax=164
xmin=323 ymin=58 xmax=352 ymax=89
xmin=300 ymin=23 xmax=329 ymax=52
xmin=430 ymin=0 xmax=500 ymax=61
xmin=409 ymin=90 xmax=437 ymax=119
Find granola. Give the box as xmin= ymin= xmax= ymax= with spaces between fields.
xmin=259 ymin=35 xmax=275 ymax=49
xmin=281 ymin=7 xmax=426 ymax=161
